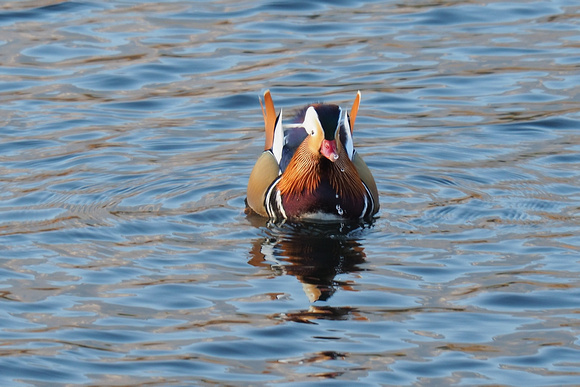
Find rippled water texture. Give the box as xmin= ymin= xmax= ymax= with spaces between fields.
xmin=1 ymin=0 xmax=580 ymax=385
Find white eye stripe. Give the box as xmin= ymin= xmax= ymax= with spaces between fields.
xmin=303 ymin=106 xmax=322 ymax=137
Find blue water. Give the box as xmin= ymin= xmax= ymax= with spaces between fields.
xmin=1 ymin=0 xmax=580 ymax=385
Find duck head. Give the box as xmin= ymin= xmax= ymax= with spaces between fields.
xmin=302 ymin=104 xmax=342 ymax=163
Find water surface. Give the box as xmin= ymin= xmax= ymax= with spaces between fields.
xmin=1 ymin=0 xmax=580 ymax=385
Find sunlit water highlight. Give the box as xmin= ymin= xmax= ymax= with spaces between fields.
xmin=1 ymin=0 xmax=580 ymax=385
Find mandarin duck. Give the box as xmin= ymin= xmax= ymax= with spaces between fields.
xmin=246 ymin=91 xmax=379 ymax=221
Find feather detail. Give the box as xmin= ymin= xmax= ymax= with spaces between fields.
xmin=277 ymin=141 xmax=320 ymax=197
xmin=349 ymin=91 xmax=361 ymax=132
xmin=329 ymin=138 xmax=366 ymax=201
xmin=277 ymin=135 xmax=366 ymax=204
xmin=261 ymin=90 xmax=277 ymax=150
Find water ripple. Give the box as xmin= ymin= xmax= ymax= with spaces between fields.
xmin=1 ymin=0 xmax=580 ymax=385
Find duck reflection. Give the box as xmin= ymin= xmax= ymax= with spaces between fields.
xmin=248 ymin=220 xmax=368 ymax=303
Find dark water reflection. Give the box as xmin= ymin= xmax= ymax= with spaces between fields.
xmin=248 ymin=221 xmax=368 ymax=304
xmin=1 ymin=0 xmax=580 ymax=385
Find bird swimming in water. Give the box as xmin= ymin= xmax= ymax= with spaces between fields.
xmin=246 ymin=90 xmax=379 ymax=221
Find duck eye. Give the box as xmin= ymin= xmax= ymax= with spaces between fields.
xmin=310 ymin=130 xmax=315 ymax=136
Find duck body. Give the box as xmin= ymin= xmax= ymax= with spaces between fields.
xmin=247 ymin=91 xmax=379 ymax=222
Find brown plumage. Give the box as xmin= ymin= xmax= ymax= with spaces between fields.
xmin=277 ymin=140 xmax=320 ymax=197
